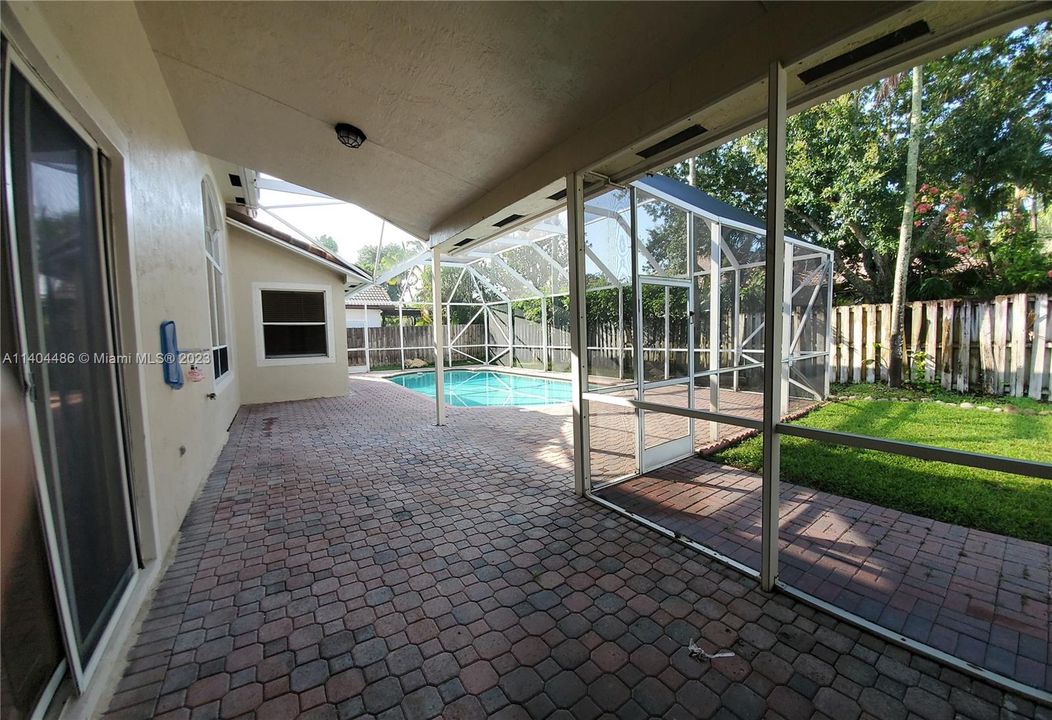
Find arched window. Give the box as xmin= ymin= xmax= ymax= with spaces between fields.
xmin=202 ymin=178 xmax=230 ymax=380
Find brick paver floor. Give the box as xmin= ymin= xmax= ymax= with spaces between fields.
xmin=106 ymin=377 xmax=1049 ymax=719
xmin=596 ymin=459 xmax=1052 ymax=692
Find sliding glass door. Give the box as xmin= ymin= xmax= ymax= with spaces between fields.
xmin=5 ymin=64 xmax=136 ymax=688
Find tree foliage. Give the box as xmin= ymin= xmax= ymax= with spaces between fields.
xmin=666 ymin=22 xmax=1052 ymax=302
xmin=315 ymin=233 xmax=339 ymax=253
xmin=355 ymin=241 xmax=420 ymax=302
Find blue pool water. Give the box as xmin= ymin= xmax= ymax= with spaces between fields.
xmin=389 ymin=369 xmax=571 ymax=407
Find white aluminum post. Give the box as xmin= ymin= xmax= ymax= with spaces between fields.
xmin=686 ymin=208 xmax=696 ymax=441
xmin=733 ymin=268 xmax=741 ymax=390
xmin=761 ymin=60 xmax=787 ymax=592
xmin=709 ymin=221 xmax=722 ymax=441
xmin=631 ymin=187 xmax=645 ymax=470
xmin=541 ymin=296 xmax=549 ymax=371
xmin=507 ymin=301 xmax=514 ymax=366
xmin=664 ymin=287 xmax=671 ymax=380
xmin=824 ymin=260 xmax=834 ymax=398
xmin=363 ymin=303 xmax=371 ymax=371
xmin=781 ymin=243 xmax=794 ymax=416
xmin=446 ymin=305 xmax=453 ymax=366
xmin=567 ymin=173 xmax=591 ymax=496
xmin=432 ymin=252 xmax=445 ymax=425
xmin=617 ymin=286 xmax=625 ymax=380
xmin=484 ymin=305 xmax=490 ymax=364
xmin=398 ymin=303 xmax=406 ymax=370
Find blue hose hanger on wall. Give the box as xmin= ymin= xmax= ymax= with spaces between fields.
xmin=160 ymin=320 xmax=183 ymax=389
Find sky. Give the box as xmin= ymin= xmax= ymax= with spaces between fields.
xmin=253 ymin=175 xmax=424 ymax=273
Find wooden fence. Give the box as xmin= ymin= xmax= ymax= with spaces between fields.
xmin=831 ymin=293 xmax=1050 ymax=399
xmin=348 ymin=317 xmax=610 ymax=371
xmin=348 ymin=324 xmax=485 ymax=368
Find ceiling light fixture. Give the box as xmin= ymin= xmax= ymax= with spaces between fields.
xmin=335 ymin=122 xmax=367 ymax=149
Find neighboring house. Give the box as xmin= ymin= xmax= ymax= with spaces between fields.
xmin=345 ymin=284 xmax=392 ymax=328
xmin=346 ymin=284 xmax=423 ymax=328
xmin=225 ymin=208 xmax=368 ymax=404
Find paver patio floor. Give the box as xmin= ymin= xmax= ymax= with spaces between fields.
xmin=106 ymin=377 xmax=1048 ymax=719
xmin=595 ymin=459 xmax=1052 ymax=692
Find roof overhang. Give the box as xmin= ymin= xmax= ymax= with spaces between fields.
xmin=135 ymin=1 xmax=1049 ymax=253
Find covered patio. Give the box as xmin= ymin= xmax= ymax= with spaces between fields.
xmin=4 ymin=2 xmax=1048 ymax=717
xmin=105 ymin=379 xmax=1045 ymax=719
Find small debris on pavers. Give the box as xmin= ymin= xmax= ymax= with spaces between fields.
xmin=688 ymin=638 xmax=735 ymax=662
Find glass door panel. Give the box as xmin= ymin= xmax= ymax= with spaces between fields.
xmin=8 ymin=68 xmax=135 ymax=680
xmin=0 ymin=243 xmax=66 ymax=718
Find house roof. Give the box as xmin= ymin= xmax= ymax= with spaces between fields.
xmin=346 ymin=285 xmax=400 ymax=307
xmin=225 ymin=206 xmax=370 ymax=282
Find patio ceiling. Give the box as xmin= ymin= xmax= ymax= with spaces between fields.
xmin=136 ymin=1 xmax=1044 ymax=247
xmin=136 ymin=1 xmax=748 ymax=239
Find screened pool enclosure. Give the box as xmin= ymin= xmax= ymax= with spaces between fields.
xmin=343 ymin=174 xmax=833 ymax=454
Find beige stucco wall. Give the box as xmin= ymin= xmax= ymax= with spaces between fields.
xmin=228 ymin=225 xmax=349 ymax=405
xmin=4 ymin=1 xmax=241 ymax=564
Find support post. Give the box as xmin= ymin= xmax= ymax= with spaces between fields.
xmin=567 ymin=173 xmax=590 ymax=496
xmin=484 ymin=304 xmax=490 ymax=364
xmin=824 ymin=259 xmax=834 ymax=398
xmin=363 ymin=303 xmax=371 ymax=371
xmin=709 ymin=221 xmax=722 ymax=441
xmin=541 ymin=295 xmax=549 ymax=372
xmin=761 ymin=60 xmax=787 ymax=592
xmin=631 ymin=187 xmax=645 ymax=470
xmin=733 ymin=268 xmax=741 ymax=391
xmin=398 ymin=303 xmax=406 ymax=370
xmin=781 ymin=243 xmax=794 ymax=416
xmin=446 ymin=305 xmax=453 ymax=366
xmin=507 ymin=301 xmax=514 ymax=367
xmin=432 ymin=252 xmax=445 ymax=425
xmin=617 ymin=286 xmax=624 ymax=380
xmin=686 ymin=203 xmax=696 ymax=441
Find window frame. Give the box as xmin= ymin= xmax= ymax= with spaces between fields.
xmin=252 ymin=282 xmax=335 ymax=366
xmin=201 ymin=177 xmax=231 ymax=384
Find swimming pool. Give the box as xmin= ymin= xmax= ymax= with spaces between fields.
xmin=389 ymin=369 xmax=571 ymax=407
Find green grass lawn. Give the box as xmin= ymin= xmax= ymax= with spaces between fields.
xmin=712 ymin=389 xmax=1052 ymax=545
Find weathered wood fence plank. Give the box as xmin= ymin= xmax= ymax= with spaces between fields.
xmin=940 ymin=300 xmax=954 ymax=390
xmin=979 ymin=304 xmax=996 ymax=395
xmin=851 ymin=307 xmax=863 ymax=384
xmin=924 ymin=301 xmax=938 ymax=383
xmin=1012 ymin=293 xmax=1028 ymax=397
xmin=957 ymin=303 xmax=971 ymax=393
xmin=830 ymin=293 xmax=1048 ymax=399
xmin=1030 ymin=294 xmax=1049 ymax=401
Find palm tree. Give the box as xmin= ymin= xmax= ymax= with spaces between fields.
xmin=888 ymin=66 xmax=924 ymax=386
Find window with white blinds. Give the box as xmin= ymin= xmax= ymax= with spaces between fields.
xmin=260 ymin=289 xmax=329 ymax=358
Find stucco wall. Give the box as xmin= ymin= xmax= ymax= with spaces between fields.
xmin=228 ymin=225 xmax=349 ymax=405
xmin=5 ymin=1 xmax=241 ymax=561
